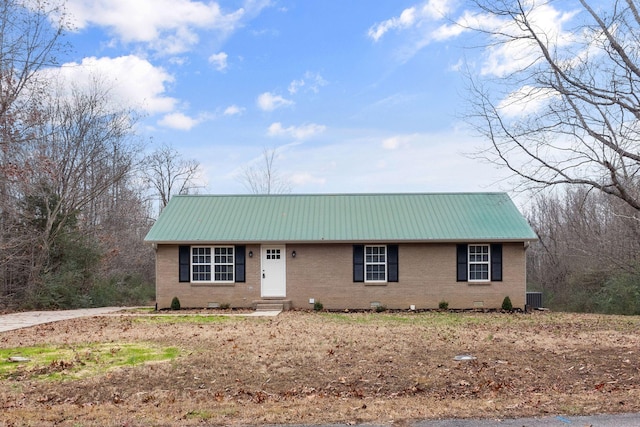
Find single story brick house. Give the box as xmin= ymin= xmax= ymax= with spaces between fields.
xmin=144 ymin=193 xmax=537 ymax=311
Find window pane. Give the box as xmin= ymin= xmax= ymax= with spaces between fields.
xmin=213 ymin=246 xmax=234 ymax=282
xmin=365 ymin=246 xmax=387 ymax=282
xmin=191 ymin=246 xmax=233 ymax=282
xmin=366 ymin=264 xmax=385 ymax=281
xmin=468 ymin=245 xmax=490 ymax=281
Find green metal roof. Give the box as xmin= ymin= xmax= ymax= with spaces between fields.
xmin=144 ymin=193 xmax=537 ymax=243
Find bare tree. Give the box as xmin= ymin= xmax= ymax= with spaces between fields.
xmin=11 ymin=80 xmax=138 ymax=295
xmin=462 ymin=0 xmax=640 ymax=212
xmin=0 ymin=0 xmax=67 ymax=123
xmin=142 ymin=143 xmax=203 ymax=212
xmin=526 ymin=186 xmax=640 ymax=311
xmin=0 ymin=3 xmax=161 ymax=309
xmin=240 ymin=147 xmax=292 ymax=194
xmin=0 ymin=0 xmax=68 ymax=304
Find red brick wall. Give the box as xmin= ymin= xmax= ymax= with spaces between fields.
xmin=155 ymin=242 xmax=527 ymax=310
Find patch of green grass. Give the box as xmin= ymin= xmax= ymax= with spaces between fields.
xmin=318 ymin=312 xmax=473 ymax=325
xmin=319 ymin=311 xmax=532 ymax=327
xmin=133 ymin=314 xmax=241 ymax=324
xmin=128 ymin=307 xmax=156 ymax=313
xmin=185 ymin=410 xmax=213 ymax=420
xmin=0 ymin=343 xmax=178 ymax=381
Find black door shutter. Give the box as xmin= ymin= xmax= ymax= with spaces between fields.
xmin=179 ymin=245 xmax=190 ymax=282
xmin=491 ymin=244 xmax=503 ymax=282
xmin=387 ymin=244 xmax=399 ymax=282
xmin=353 ymin=245 xmax=364 ymax=282
xmin=456 ymin=244 xmax=467 ymax=282
xmin=235 ymin=245 xmax=246 ymax=283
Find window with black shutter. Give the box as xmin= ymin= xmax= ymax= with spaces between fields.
xmin=387 ymin=245 xmax=399 ymax=282
xmin=353 ymin=244 xmax=398 ymax=283
xmin=491 ymin=244 xmax=502 ymax=282
xmin=456 ymin=244 xmax=467 ymax=282
xmin=353 ymin=245 xmax=364 ymax=282
xmin=179 ymin=245 xmax=243 ymax=283
xmin=457 ymin=243 xmax=503 ymax=282
xmin=179 ymin=246 xmax=190 ymax=282
xmin=235 ymin=246 xmax=246 ymax=283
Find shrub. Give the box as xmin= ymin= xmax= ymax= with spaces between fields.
xmin=219 ymin=303 xmax=231 ymax=310
xmin=594 ymin=272 xmax=640 ymax=315
xmin=501 ymin=296 xmax=513 ymax=312
xmin=375 ymin=305 xmax=387 ymax=313
xmin=313 ymin=301 xmax=323 ymax=311
xmin=170 ymin=297 xmax=181 ymax=310
xmin=438 ymin=300 xmax=449 ymax=310
xmin=89 ymin=274 xmax=155 ymax=307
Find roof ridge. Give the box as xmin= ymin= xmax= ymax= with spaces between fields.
xmin=174 ymin=192 xmax=509 ymax=197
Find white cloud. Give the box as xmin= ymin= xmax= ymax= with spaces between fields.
xmin=289 ymin=172 xmax=326 ymax=186
xmin=431 ymin=20 xmax=467 ymax=41
xmin=367 ymin=0 xmax=457 ymax=61
xmin=288 ymin=79 xmax=304 ymax=95
xmin=368 ymin=6 xmax=417 ymax=42
xmin=158 ymin=112 xmax=200 ymax=130
xmin=192 ymin=126 xmax=517 ymax=201
xmin=45 ymin=55 xmax=176 ymax=114
xmin=420 ymin=0 xmax=452 ymax=19
xmin=208 ymin=52 xmax=228 ymax=71
xmin=497 ymin=85 xmax=558 ymax=118
xmin=168 ymin=56 xmax=189 ymax=66
xmin=63 ymin=0 xmax=251 ymax=54
xmin=382 ymin=134 xmax=417 ymax=150
xmin=267 ymin=122 xmax=326 ymax=140
xmin=256 ymin=92 xmax=294 ymax=111
xmin=251 ymin=127 xmax=515 ymax=196
xmin=288 ymin=71 xmax=328 ymax=94
xmin=367 ymin=0 xmax=452 ymax=42
xmin=453 ymin=4 xmax=578 ymax=78
xmin=223 ymin=105 xmax=244 ymax=116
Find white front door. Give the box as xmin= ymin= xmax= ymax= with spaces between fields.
xmin=261 ymin=245 xmax=286 ymax=297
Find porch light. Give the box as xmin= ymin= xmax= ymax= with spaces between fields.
xmin=291 ymin=250 xmax=296 ymax=258
xmin=248 ymin=250 xmax=253 ymax=258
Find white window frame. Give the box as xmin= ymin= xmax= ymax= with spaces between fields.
xmin=266 ymin=248 xmax=281 ymax=260
xmin=365 ymin=245 xmax=387 ymax=282
xmin=191 ymin=246 xmax=234 ymax=283
xmin=468 ymin=244 xmax=490 ymax=282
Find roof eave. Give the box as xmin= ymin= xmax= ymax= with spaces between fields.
xmin=145 ymin=237 xmax=538 ymax=245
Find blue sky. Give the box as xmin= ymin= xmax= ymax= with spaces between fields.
xmin=48 ymin=0 xmax=587 ymax=200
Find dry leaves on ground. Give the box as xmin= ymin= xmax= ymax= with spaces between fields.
xmin=0 ymin=310 xmax=639 ymax=426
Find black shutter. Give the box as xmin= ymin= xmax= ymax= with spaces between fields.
xmin=353 ymin=245 xmax=364 ymax=282
xmin=235 ymin=245 xmax=246 ymax=283
xmin=456 ymin=244 xmax=467 ymax=282
xmin=387 ymin=245 xmax=399 ymax=282
xmin=491 ymin=244 xmax=503 ymax=282
xmin=179 ymin=245 xmax=190 ymax=282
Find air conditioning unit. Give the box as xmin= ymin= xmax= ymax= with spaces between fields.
xmin=526 ymin=292 xmax=543 ymax=309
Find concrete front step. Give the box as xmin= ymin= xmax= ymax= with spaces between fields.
xmin=256 ymin=303 xmax=283 ymax=311
xmin=252 ymin=299 xmax=291 ymax=311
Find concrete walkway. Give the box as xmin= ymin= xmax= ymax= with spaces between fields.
xmin=0 ymin=307 xmax=132 ymax=333
xmin=0 ymin=307 xmax=282 ymax=333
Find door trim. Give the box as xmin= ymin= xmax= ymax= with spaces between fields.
xmin=260 ymin=245 xmax=286 ymax=297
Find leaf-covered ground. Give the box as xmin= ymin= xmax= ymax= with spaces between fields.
xmin=0 ymin=310 xmax=639 ymax=426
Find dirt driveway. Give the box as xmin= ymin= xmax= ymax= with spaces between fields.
xmin=0 ymin=306 xmax=281 ymax=333
xmin=0 ymin=307 xmax=133 ymax=332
